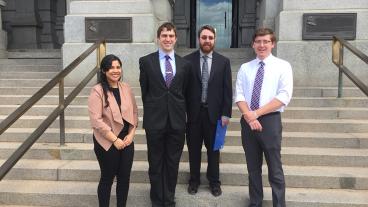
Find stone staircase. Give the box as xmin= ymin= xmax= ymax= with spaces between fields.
xmin=0 ymin=49 xmax=368 ymax=206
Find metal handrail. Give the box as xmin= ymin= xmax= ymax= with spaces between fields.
xmin=0 ymin=40 xmax=106 ymax=180
xmin=332 ymin=35 xmax=368 ymax=97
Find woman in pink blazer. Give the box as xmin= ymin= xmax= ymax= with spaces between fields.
xmin=88 ymin=54 xmax=138 ymax=207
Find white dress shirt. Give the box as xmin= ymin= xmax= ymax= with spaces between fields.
xmin=234 ymin=54 xmax=293 ymax=112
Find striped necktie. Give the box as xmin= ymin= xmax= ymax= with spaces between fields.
xmin=165 ymin=55 xmax=173 ymax=87
xmin=250 ymin=61 xmax=265 ymax=110
xmin=201 ymin=55 xmax=209 ymax=103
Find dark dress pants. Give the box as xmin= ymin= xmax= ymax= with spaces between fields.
xmin=240 ymin=112 xmax=286 ymax=207
xmin=94 ymin=132 xmax=134 ymax=207
xmin=186 ymin=106 xmax=220 ymax=187
xmin=145 ymin=123 xmax=185 ymax=207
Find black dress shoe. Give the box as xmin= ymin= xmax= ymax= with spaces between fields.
xmin=210 ymin=185 xmax=222 ymax=197
xmin=187 ymin=183 xmax=198 ymax=195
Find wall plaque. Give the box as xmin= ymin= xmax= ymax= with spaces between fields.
xmin=302 ymin=13 xmax=356 ymax=40
xmin=85 ymin=17 xmax=132 ymax=43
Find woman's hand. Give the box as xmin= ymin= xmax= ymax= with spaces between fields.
xmin=122 ymin=134 xmax=134 ymax=147
xmin=113 ymin=138 xmax=125 ymax=150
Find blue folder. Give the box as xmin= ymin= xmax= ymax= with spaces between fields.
xmin=213 ymin=120 xmax=227 ymax=151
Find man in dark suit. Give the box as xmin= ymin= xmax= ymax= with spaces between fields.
xmin=139 ymin=22 xmax=191 ymax=207
xmin=184 ymin=25 xmax=232 ymax=197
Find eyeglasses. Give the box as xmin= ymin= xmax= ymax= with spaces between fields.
xmin=200 ymin=35 xmax=214 ymax=40
xmin=254 ymin=40 xmax=272 ymax=45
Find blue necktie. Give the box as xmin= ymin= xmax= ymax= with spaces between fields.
xmin=165 ymin=55 xmax=173 ymax=87
xmin=250 ymin=61 xmax=265 ymax=110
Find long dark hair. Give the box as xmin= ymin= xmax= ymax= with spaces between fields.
xmin=98 ymin=54 xmax=122 ymax=108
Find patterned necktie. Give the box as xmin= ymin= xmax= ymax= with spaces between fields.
xmin=201 ymin=55 xmax=209 ymax=103
xmin=165 ymin=55 xmax=173 ymax=87
xmin=250 ymin=61 xmax=265 ymax=110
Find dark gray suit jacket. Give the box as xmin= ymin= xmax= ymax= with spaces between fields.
xmin=184 ymin=50 xmax=232 ymax=124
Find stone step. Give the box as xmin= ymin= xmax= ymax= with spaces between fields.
xmin=0 ymin=78 xmax=81 ymax=87
xmin=0 ymin=72 xmax=58 ymax=79
xmin=2 ymin=115 xmax=368 ymax=133
xmin=0 ymin=58 xmax=61 ymax=65
xmin=0 ymin=65 xmax=61 ymax=72
xmin=1 ymin=105 xmax=368 ymax=120
xmin=1 ymin=95 xmax=368 ymax=107
xmin=1 ymin=128 xmax=367 ymax=149
xmin=7 ymin=49 xmax=61 ymax=59
xmin=1 ymin=143 xmax=367 ymax=167
xmin=0 ymin=180 xmax=367 ymax=207
xmin=177 ymin=48 xmax=255 ymax=59
xmin=0 ymin=86 xmax=366 ymax=98
xmin=0 ymin=87 xmax=93 ymax=96
xmin=2 ymin=159 xmax=368 ymax=190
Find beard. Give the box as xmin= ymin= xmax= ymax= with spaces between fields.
xmin=200 ymin=43 xmax=214 ymax=54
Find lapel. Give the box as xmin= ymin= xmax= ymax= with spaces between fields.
xmin=151 ymin=51 xmax=167 ymax=87
xmin=171 ymin=53 xmax=183 ymax=87
xmin=194 ymin=51 xmax=202 ymax=82
xmin=208 ymin=51 xmax=217 ymax=83
xmin=107 ymin=88 xmax=123 ymax=124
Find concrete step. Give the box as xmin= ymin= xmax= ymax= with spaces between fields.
xmin=1 ymin=128 xmax=367 ymax=149
xmin=2 ymin=105 xmax=368 ymax=120
xmin=1 ymin=95 xmax=368 ymax=107
xmin=0 ymin=180 xmax=367 ymax=207
xmin=0 ymin=143 xmax=367 ymax=167
xmin=2 ymin=159 xmax=368 ymax=190
xmin=2 ymin=115 xmax=368 ymax=133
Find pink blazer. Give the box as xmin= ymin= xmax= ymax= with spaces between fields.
xmin=88 ymin=82 xmax=138 ymax=151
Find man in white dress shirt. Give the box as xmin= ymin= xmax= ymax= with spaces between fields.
xmin=234 ymin=28 xmax=293 ymax=207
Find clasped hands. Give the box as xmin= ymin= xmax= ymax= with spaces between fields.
xmin=243 ymin=111 xmax=263 ymax=132
xmin=113 ymin=134 xmax=133 ymax=150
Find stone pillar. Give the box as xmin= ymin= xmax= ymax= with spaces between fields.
xmin=0 ymin=0 xmax=7 ymax=58
xmin=10 ymin=0 xmax=42 ymax=49
xmin=257 ymin=0 xmax=281 ymax=29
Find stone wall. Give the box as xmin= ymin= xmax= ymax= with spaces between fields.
xmin=275 ymin=0 xmax=368 ymax=86
xmin=63 ymin=0 xmax=172 ymax=86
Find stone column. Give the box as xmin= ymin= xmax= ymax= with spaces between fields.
xmin=10 ymin=0 xmax=42 ymax=49
xmin=0 ymin=0 xmax=7 ymax=58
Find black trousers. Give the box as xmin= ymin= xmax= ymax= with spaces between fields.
xmin=145 ymin=124 xmax=185 ymax=207
xmin=240 ymin=112 xmax=285 ymax=207
xmin=186 ymin=106 xmax=220 ymax=187
xmin=93 ymin=129 xmax=134 ymax=207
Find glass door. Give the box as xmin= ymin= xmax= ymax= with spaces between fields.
xmin=196 ymin=0 xmax=232 ymax=48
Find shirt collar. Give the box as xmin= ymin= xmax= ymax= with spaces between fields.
xmin=256 ymin=53 xmax=274 ymax=65
xmin=159 ymin=48 xmax=175 ymax=60
xmin=200 ymin=50 xmax=213 ymax=59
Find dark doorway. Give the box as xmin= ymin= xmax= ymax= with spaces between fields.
xmin=174 ymin=0 xmax=257 ymax=48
